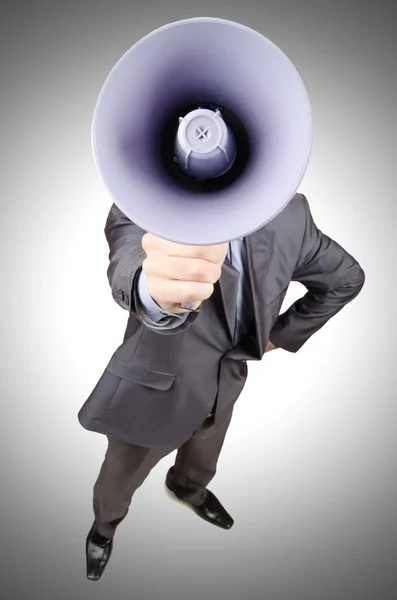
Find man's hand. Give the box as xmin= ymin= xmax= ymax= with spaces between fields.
xmin=141 ymin=233 xmax=228 ymax=314
xmin=265 ymin=339 xmax=278 ymax=353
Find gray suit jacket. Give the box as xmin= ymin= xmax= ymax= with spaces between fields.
xmin=77 ymin=193 xmax=365 ymax=448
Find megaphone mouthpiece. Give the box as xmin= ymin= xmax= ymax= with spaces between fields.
xmin=174 ymin=107 xmax=236 ymax=179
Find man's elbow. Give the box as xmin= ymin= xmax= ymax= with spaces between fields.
xmin=352 ymin=264 xmax=365 ymax=291
xmin=338 ymin=263 xmax=365 ymax=300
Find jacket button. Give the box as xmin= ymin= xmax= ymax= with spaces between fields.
xmin=117 ymin=289 xmax=125 ymax=301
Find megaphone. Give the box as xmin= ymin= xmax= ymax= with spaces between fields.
xmin=92 ymin=16 xmax=312 ymax=246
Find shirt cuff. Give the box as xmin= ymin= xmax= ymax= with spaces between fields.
xmin=137 ymin=269 xmax=186 ymax=323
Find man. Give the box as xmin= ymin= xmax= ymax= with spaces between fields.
xmin=78 ymin=192 xmax=365 ymax=580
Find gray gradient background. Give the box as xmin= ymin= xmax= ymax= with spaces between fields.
xmin=1 ymin=0 xmax=396 ymax=598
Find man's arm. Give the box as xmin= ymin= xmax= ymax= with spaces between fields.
xmin=269 ymin=194 xmax=366 ymax=353
xmin=105 ymin=203 xmax=199 ymax=335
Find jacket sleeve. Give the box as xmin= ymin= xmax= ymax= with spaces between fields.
xmin=269 ymin=194 xmax=366 ymax=353
xmin=104 ymin=203 xmax=200 ymax=335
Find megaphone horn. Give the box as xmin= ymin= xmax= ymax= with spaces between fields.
xmin=92 ymin=17 xmax=312 ymax=245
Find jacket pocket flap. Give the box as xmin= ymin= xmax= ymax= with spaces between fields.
xmin=107 ymin=354 xmax=176 ymax=391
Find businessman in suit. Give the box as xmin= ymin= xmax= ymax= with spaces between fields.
xmin=78 ymin=193 xmax=365 ymax=580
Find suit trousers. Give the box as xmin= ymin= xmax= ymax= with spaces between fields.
xmin=92 ymin=403 xmax=235 ymax=539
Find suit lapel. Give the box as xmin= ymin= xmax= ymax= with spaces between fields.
xmin=218 ymin=227 xmax=275 ymax=354
xmin=245 ymin=228 xmax=275 ymax=355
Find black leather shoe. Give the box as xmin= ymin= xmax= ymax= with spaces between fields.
xmin=191 ymin=489 xmax=234 ymax=530
xmin=166 ymin=475 xmax=234 ymax=530
xmin=85 ymin=523 xmax=113 ymax=581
